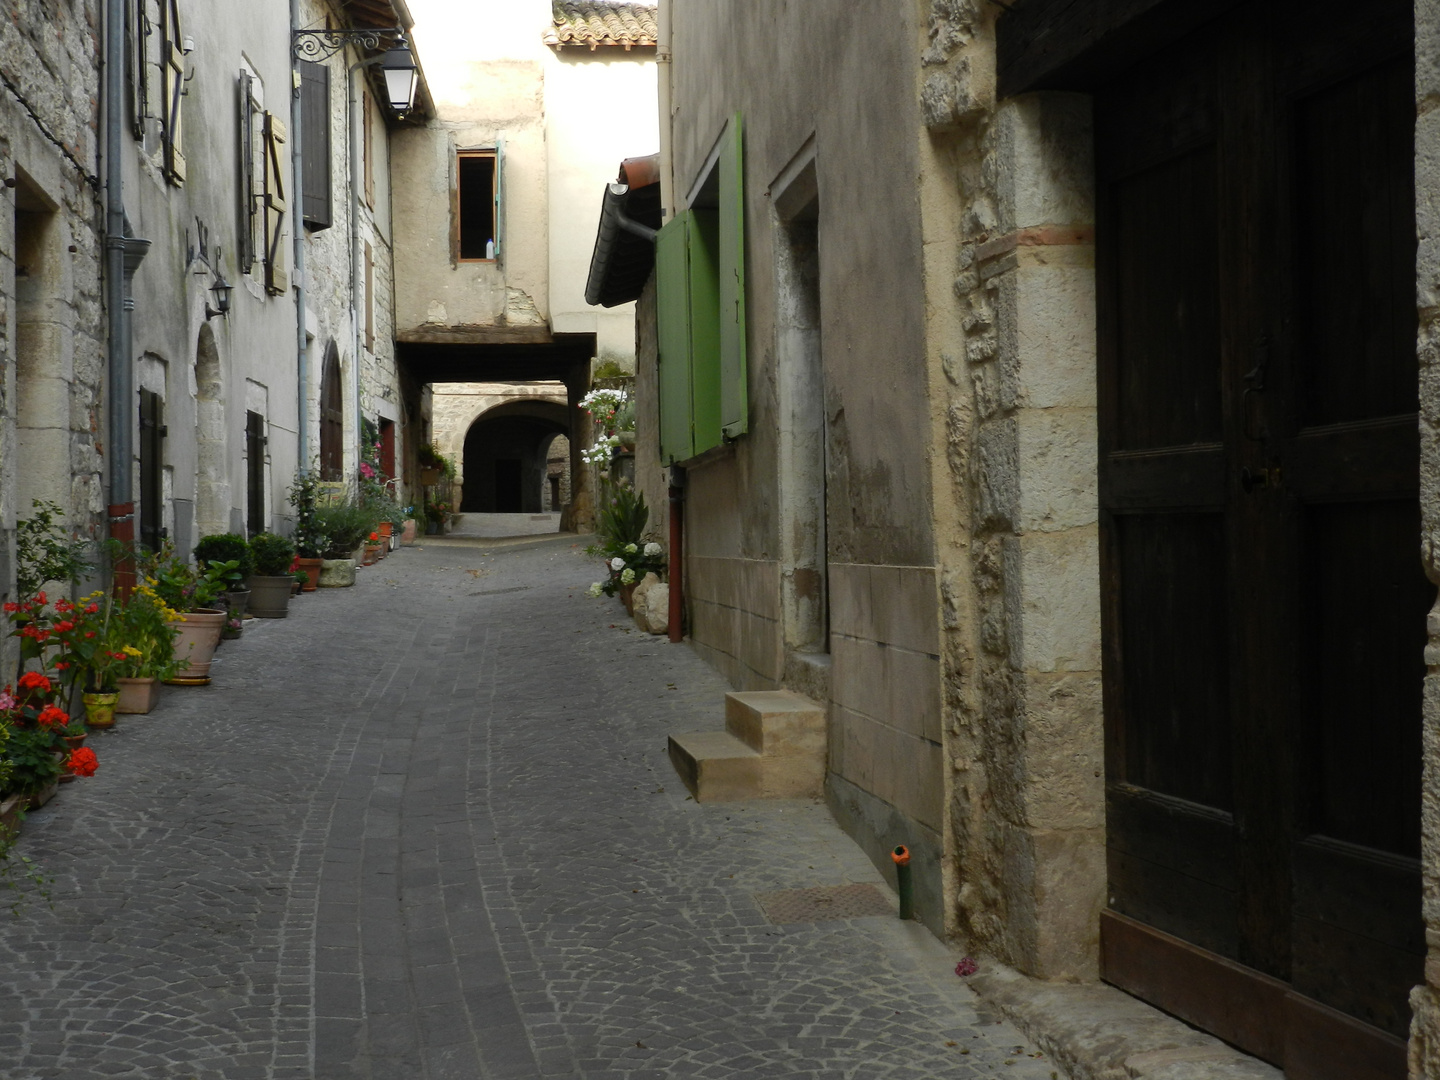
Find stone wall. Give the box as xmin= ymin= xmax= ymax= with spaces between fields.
xmin=1413 ymin=0 xmax=1440 ymax=1071
xmin=0 ymin=0 xmax=106 ymax=626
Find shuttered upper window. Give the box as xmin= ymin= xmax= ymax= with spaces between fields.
xmin=300 ymin=61 xmax=332 ymax=230
xmin=656 ymin=114 xmax=748 ymax=463
xmin=262 ymin=111 xmax=289 ymax=295
xmin=161 ymin=0 xmax=186 ymax=184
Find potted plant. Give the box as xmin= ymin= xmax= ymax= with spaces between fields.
xmin=109 ymin=582 xmax=182 ymax=712
xmin=248 ymin=532 xmax=297 ymax=618
xmin=138 ymin=541 xmax=230 ymax=685
xmin=194 ymin=533 xmax=254 ymax=621
xmin=419 ymin=442 xmax=446 ymax=487
xmin=49 ymin=593 xmax=133 ymax=727
xmin=288 ymin=472 xmax=330 ymax=591
xmin=314 ymin=499 xmax=373 ymax=586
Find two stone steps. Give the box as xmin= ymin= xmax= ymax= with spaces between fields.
xmin=668 ymin=690 xmax=826 ymax=802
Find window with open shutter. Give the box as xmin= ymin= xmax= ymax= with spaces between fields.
xmin=363 ymin=87 xmax=375 ymax=210
xmin=245 ymin=411 xmax=267 ymax=536
xmin=262 ymin=111 xmax=289 ymax=295
xmin=300 ymin=61 xmax=332 ymax=230
xmin=138 ymin=390 xmax=166 ymax=551
xmin=161 ymin=0 xmax=186 ymax=184
xmin=655 ymin=115 xmax=747 ymax=463
xmin=319 ymin=344 xmax=344 ymax=480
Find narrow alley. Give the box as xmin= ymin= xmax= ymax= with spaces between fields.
xmin=0 ymin=536 xmax=1055 ymax=1080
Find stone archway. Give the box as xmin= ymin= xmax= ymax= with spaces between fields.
xmin=194 ymin=322 xmax=229 ymax=539
xmin=459 ymin=401 xmax=570 ymax=513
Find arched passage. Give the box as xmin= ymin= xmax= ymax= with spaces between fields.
xmin=194 ymin=322 xmax=229 ymax=539
xmin=459 ymin=400 xmax=570 ymax=513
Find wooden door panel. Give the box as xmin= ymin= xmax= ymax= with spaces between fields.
xmin=1101 ymin=445 xmax=1225 ymax=510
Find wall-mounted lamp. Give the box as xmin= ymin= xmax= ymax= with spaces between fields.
xmin=205 ymin=273 xmax=233 ymax=320
xmin=380 ymin=38 xmax=419 ymax=117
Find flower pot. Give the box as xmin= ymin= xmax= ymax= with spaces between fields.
xmin=318 ymin=558 xmax=356 ymax=587
xmin=165 ymin=609 xmax=226 ymax=685
xmin=420 ymin=467 xmax=442 ymax=486
xmin=619 ymin=582 xmax=636 ymax=615
xmin=83 ymin=691 xmax=120 ymax=730
xmin=401 ymin=519 xmax=417 ymax=545
xmin=290 ymin=578 xmax=301 ymax=595
xmin=227 ymin=587 xmax=251 ymax=619
xmin=25 ymin=781 xmax=58 ymax=811
xmin=296 ymin=557 xmax=323 ymax=591
xmin=363 ymin=544 xmax=381 ymax=565
xmin=116 ymin=677 xmax=159 ymax=714
xmin=0 ymin=792 xmax=23 ymax=840
xmin=247 ymin=575 xmax=293 ymax=619
xmin=425 ymin=520 xmax=440 ymax=535
xmin=378 ymin=521 xmax=393 ymax=543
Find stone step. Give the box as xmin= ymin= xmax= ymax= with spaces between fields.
xmin=668 ymin=731 xmax=762 ymax=802
xmin=725 ymin=690 xmax=826 ymax=757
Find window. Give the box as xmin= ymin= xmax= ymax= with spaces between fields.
xmin=457 ymin=147 xmax=503 ymax=260
xmin=161 ymin=0 xmax=186 ymax=183
xmin=656 ymin=114 xmax=748 ymax=462
xmin=319 ymin=344 xmax=344 ymax=480
xmin=238 ymin=67 xmax=263 ymax=273
xmin=364 ymin=241 xmax=374 ymax=352
xmin=300 ymin=61 xmax=332 ymax=230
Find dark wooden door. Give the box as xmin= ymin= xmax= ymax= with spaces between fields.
xmin=1097 ymin=3 xmax=1426 ymax=1073
xmin=138 ymin=389 xmax=165 ymax=551
xmin=320 ymin=345 xmax=344 ymax=481
xmin=245 ymin=411 xmax=266 ymax=537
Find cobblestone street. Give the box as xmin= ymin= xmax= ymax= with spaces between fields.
xmin=0 ymin=535 xmax=1057 ymax=1080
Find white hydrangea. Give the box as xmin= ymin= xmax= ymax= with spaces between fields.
xmin=610 ymin=557 xmax=625 ymax=571
xmin=587 ymin=582 xmax=604 ymax=597
xmin=644 ymin=542 xmax=662 ymax=557
xmin=620 ymin=567 xmax=636 ymax=584
xmin=624 ymin=543 xmax=638 ymax=553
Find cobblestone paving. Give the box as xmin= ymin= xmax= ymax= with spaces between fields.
xmin=0 ymin=537 xmax=1060 ymax=1080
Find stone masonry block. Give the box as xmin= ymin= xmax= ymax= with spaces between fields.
xmin=1016 ymin=407 xmax=1098 ymax=534
xmin=1017 ymin=670 xmax=1104 ymax=832
xmin=830 ymin=704 xmax=943 ymax=831
xmin=995 ymin=93 xmax=1095 ymax=234
xmin=1003 ymin=526 xmax=1101 ymax=673
xmin=1008 ymin=262 xmax=1097 ymax=410
xmin=830 ymin=634 xmax=943 ymax=743
xmin=16 ymin=372 xmax=70 ymax=430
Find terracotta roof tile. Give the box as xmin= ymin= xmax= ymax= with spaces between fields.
xmin=544 ymin=2 xmax=658 ymax=50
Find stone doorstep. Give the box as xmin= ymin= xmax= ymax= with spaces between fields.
xmin=968 ymin=965 xmax=1282 ymax=1080
xmin=667 ymin=729 xmax=826 ymax=802
xmin=725 ymin=689 xmax=826 ymax=756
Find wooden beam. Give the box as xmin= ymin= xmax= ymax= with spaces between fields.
xmin=396 ymin=325 xmax=557 ymax=347
xmin=996 ymin=0 xmax=1238 ymax=97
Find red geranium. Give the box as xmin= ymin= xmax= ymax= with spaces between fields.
xmin=36 ymin=705 xmax=68 ymax=729
xmin=18 ymin=671 xmax=51 ymax=693
xmin=66 ymin=747 xmax=98 ymax=777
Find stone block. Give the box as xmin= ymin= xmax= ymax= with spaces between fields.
xmin=725 ymin=689 xmax=825 ymax=757
xmin=319 ymin=559 xmax=356 ymax=587
xmin=829 ymin=704 xmax=943 ymax=831
xmin=1016 ymin=670 xmax=1104 ymax=831
xmin=1016 ymin=407 xmax=1098 ymax=533
xmin=1007 ymin=262 xmax=1097 ymax=410
xmin=642 ymin=583 xmax=668 ymax=635
xmin=16 ymin=371 xmax=70 ymax=430
xmin=1003 ymin=526 xmax=1101 ymax=673
xmin=995 ymin=93 xmax=1094 ymax=233
xmin=830 ymin=635 xmax=943 ymax=743
xmin=665 ymin=731 xmax=762 ymax=802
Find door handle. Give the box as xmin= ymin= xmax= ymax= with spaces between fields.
xmin=1240 ymin=464 xmax=1280 ymax=493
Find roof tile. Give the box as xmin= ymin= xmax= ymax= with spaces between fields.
xmin=544 ymin=2 xmax=658 ymax=50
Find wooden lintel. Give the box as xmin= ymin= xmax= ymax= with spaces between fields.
xmin=396 ymin=325 xmax=557 ymax=347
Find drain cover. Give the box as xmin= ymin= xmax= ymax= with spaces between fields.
xmin=755 ymin=884 xmax=893 ymax=924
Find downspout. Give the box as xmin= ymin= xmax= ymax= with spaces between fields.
xmin=656 ymin=0 xmax=674 ymax=220
xmin=104 ymin=0 xmax=134 ymax=588
xmin=668 ymin=464 xmax=684 ymax=643
xmin=290 ymin=0 xmax=310 ymax=472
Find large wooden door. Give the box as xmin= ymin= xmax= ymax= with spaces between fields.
xmin=1097 ymin=3 xmax=1427 ymax=1074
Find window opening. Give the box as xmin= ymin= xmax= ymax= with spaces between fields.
xmin=458 ymin=151 xmax=496 ymax=260
xmin=245 ymin=411 xmax=267 ymax=536
xmin=139 ymin=390 xmax=167 ymax=550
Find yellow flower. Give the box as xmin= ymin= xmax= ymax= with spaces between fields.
xmin=122 ymin=646 xmax=141 ymax=657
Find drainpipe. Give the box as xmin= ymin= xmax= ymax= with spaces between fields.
xmin=668 ymin=464 xmax=684 ymax=643
xmin=656 ymin=0 xmax=674 ymax=220
xmin=290 ymin=0 xmax=310 ymax=474
xmin=104 ymin=0 xmax=135 ymax=589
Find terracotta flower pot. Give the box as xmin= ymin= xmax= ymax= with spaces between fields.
xmin=296 ymin=557 xmax=323 ymax=591
xmin=83 ymin=691 xmax=120 ymax=729
xmin=166 ymin=609 xmax=226 ymax=685
xmin=116 ymin=677 xmax=160 ymax=714
xmin=401 ymin=519 xmax=417 ymax=545
xmin=363 ymin=544 xmax=381 ymax=565
xmin=420 ymin=467 xmax=442 ymax=486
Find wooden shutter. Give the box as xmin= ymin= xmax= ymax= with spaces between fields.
xmin=262 ymin=111 xmax=289 ymax=295
xmin=138 ymin=390 xmax=166 ymax=551
xmin=245 ymin=412 xmax=267 ymax=536
xmin=238 ymin=73 xmax=255 ymax=272
xmin=127 ymin=0 xmax=145 ymax=139
xmin=688 ymin=209 xmax=724 ymax=453
xmin=656 ymin=214 xmax=694 ymax=464
xmin=362 ymin=87 xmax=375 ymax=210
xmin=300 ymin=61 xmax=332 ymax=230
xmin=718 ymin=114 xmax=748 ymax=438
xmin=161 ymin=0 xmax=186 ymax=183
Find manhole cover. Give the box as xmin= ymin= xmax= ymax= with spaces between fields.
xmin=755 ymin=884 xmax=893 ymax=924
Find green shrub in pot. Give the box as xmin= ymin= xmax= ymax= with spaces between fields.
xmin=249 ymin=533 xmax=296 ymax=577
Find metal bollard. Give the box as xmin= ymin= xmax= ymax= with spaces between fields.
xmin=892 ymin=844 xmax=913 ymax=920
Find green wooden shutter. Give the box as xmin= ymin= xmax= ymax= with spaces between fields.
xmin=718 ymin=114 xmax=747 ymax=438
xmin=494 ymin=136 xmax=506 ymax=262
xmin=656 ymin=213 xmax=693 ymax=464
xmin=689 ymin=208 xmax=723 ymax=454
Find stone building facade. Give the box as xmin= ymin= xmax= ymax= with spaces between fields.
xmin=0 ymin=0 xmax=107 ymax=590
xmin=646 ymin=0 xmax=1440 ymax=1075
